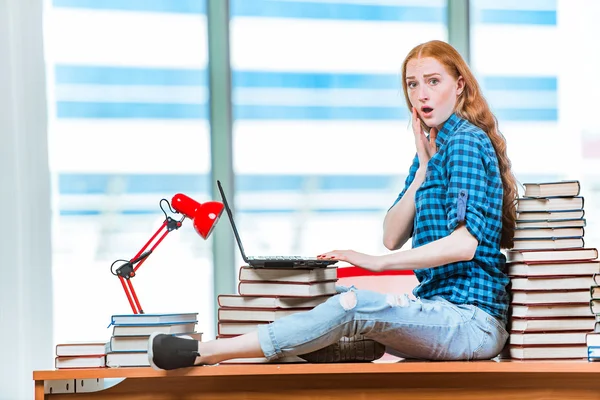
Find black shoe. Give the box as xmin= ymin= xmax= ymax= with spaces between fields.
xmin=148 ymin=333 xmax=200 ymax=370
xmin=299 ymin=335 xmax=386 ymax=363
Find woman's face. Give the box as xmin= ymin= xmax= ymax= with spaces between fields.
xmin=405 ymin=57 xmax=464 ymax=129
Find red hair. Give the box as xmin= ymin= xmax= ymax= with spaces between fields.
xmin=401 ymin=40 xmax=517 ymax=249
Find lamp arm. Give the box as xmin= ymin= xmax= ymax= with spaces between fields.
xmin=110 ymin=212 xmax=185 ymax=314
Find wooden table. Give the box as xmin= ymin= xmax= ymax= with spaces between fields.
xmin=33 ymin=360 xmax=600 ymax=400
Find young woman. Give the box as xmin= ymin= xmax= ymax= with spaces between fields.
xmin=148 ymin=40 xmax=517 ymax=370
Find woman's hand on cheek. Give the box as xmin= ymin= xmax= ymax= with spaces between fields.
xmin=317 ymin=250 xmax=383 ymax=272
xmin=412 ymin=107 xmax=438 ymax=168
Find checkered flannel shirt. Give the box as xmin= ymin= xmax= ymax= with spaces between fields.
xmin=392 ymin=113 xmax=510 ymax=323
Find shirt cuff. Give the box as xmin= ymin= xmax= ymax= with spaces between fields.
xmin=447 ymin=189 xmax=486 ymax=242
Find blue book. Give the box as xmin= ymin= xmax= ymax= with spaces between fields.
xmin=109 ymin=312 xmax=198 ymax=326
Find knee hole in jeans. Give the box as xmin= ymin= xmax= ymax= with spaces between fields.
xmin=339 ymin=291 xmax=357 ymax=310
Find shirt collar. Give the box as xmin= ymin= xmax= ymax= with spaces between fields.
xmin=433 ymin=113 xmax=462 ymax=148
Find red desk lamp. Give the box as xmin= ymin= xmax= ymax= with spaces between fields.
xmin=110 ymin=193 xmax=224 ymax=314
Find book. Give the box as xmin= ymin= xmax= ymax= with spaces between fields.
xmin=507 ymin=261 xmax=600 ymax=277
xmin=109 ymin=332 xmax=202 ymax=352
xmin=220 ymin=355 xmax=306 ymax=364
xmin=506 ymin=248 xmax=598 ymax=263
xmin=218 ymin=294 xmax=331 ymax=309
xmin=516 ymin=218 xmax=586 ymax=229
xmin=106 ymin=352 xmax=149 ymax=368
xmin=511 ymin=304 xmax=592 ymax=318
xmin=55 ymin=355 xmax=106 ymax=369
xmin=588 ymin=300 xmax=600 ymax=314
xmin=516 ymin=196 xmax=584 ymax=212
xmin=523 ymin=181 xmax=581 ymax=198
xmin=239 ymin=266 xmax=338 ymax=283
xmin=217 ymin=322 xmax=268 ymax=336
xmin=109 ymin=313 xmax=198 ymax=326
xmin=55 ymin=341 xmax=109 ymax=357
xmin=517 ymin=209 xmax=585 ymax=221
xmin=112 ymin=322 xmax=197 ymax=336
xmin=237 ymin=281 xmax=337 ymax=297
xmin=585 ymin=332 xmax=600 ymax=347
xmin=511 ymin=317 xmax=595 ymax=332
xmin=511 ymin=237 xmax=584 ymax=250
xmin=589 ymin=286 xmax=600 ymax=298
xmin=511 ymin=290 xmax=591 ymax=305
xmin=513 ymin=227 xmax=584 ymax=240
xmin=511 ymin=276 xmax=596 ymax=291
xmin=588 ymin=346 xmax=600 ymax=359
xmin=510 ymin=331 xmax=587 ymax=346
xmin=509 ymin=345 xmax=587 ymax=359
xmin=218 ymin=308 xmax=310 ymax=322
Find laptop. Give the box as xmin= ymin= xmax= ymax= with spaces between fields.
xmin=217 ymin=180 xmax=338 ymax=269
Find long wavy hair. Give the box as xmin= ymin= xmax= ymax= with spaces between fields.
xmin=401 ymin=40 xmax=517 ymax=248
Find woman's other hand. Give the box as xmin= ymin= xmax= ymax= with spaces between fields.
xmin=317 ymin=250 xmax=383 ymax=272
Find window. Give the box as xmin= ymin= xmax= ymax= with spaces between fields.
xmin=47 ymin=0 xmax=214 ymax=341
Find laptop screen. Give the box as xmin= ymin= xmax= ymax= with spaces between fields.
xmin=216 ymin=180 xmax=249 ymax=262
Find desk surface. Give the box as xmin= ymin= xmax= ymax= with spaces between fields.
xmin=34 ymin=361 xmax=600 ymax=400
xmin=33 ymin=359 xmax=600 ymax=380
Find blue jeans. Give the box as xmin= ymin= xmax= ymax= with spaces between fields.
xmin=257 ymin=287 xmax=508 ymax=361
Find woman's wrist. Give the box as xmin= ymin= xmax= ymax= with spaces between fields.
xmin=414 ymin=168 xmax=427 ymax=183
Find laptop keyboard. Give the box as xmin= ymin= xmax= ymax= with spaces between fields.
xmin=252 ymin=256 xmax=311 ymax=260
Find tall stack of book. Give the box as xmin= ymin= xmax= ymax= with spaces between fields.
xmin=217 ymin=266 xmax=338 ymax=363
xmin=105 ymin=312 xmax=201 ymax=367
xmin=508 ymin=180 xmax=599 ymax=360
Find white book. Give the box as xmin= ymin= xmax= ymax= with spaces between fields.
xmin=516 ymin=196 xmax=583 ymax=212
xmin=56 ymin=341 xmax=109 ymax=357
xmin=218 ymin=308 xmax=308 ymax=322
xmin=218 ymin=322 xmax=267 ymax=336
xmin=506 ymin=248 xmax=598 ymax=263
xmin=517 ymin=210 xmax=585 ymax=221
xmin=516 ymin=218 xmax=586 ymax=229
xmin=509 ymin=345 xmax=587 ymax=359
xmin=513 ymin=227 xmax=584 ymax=240
xmin=238 ymin=281 xmax=337 ymax=297
xmin=218 ymin=294 xmax=331 ymax=309
xmin=220 ymin=355 xmax=306 ymax=364
xmin=511 ymin=237 xmax=584 ymax=251
xmin=523 ymin=181 xmax=580 ymax=198
xmin=511 ymin=317 xmax=595 ymax=332
xmin=511 ymin=276 xmax=595 ymax=291
xmin=109 ymin=332 xmax=202 ymax=352
xmin=55 ymin=355 xmax=106 ymax=369
xmin=511 ymin=290 xmax=590 ymax=305
xmin=510 ymin=332 xmax=587 ymax=346
xmin=239 ymin=266 xmax=337 ymax=283
xmin=106 ymin=352 xmax=149 ymax=368
xmin=585 ymin=332 xmax=600 ymax=347
xmin=112 ymin=322 xmax=197 ymax=337
xmin=508 ymin=261 xmax=600 ymax=277
xmin=511 ymin=304 xmax=592 ymax=318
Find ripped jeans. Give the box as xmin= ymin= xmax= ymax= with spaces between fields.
xmin=256 ymin=288 xmax=509 ymax=361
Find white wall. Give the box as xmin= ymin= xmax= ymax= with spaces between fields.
xmin=0 ymin=0 xmax=53 ymax=398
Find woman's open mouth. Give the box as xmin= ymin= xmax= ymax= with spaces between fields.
xmin=421 ymin=107 xmax=434 ymax=118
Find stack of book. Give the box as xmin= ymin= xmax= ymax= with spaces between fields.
xmin=55 ymin=341 xmax=109 ymax=369
xmin=217 ymin=266 xmax=338 ymax=363
xmin=508 ymin=180 xmax=598 ymax=360
xmin=105 ymin=312 xmax=201 ymax=367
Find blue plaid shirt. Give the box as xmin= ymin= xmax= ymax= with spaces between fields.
xmin=392 ymin=113 xmax=510 ymax=323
